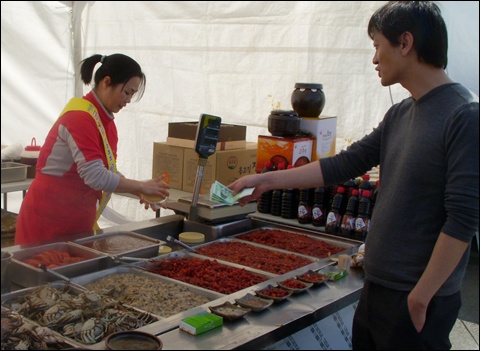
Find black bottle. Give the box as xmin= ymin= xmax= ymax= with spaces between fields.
xmin=354 ymin=190 xmax=371 ymax=241
xmin=281 ymin=188 xmax=297 ymax=219
xmin=270 ymin=163 xmax=286 ymax=216
xmin=339 ymin=189 xmax=359 ymax=238
xmin=257 ymin=161 xmax=274 ymax=213
xmin=325 ymin=186 xmax=345 ymax=234
xmin=358 ymin=174 xmax=373 ymax=198
xmin=312 ymin=187 xmax=326 ymax=227
xmin=297 ymin=188 xmax=313 ymax=224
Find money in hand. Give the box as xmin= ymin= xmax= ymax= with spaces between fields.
xmin=210 ymin=181 xmax=254 ymax=206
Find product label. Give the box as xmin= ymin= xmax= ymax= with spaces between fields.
xmin=355 ymin=218 xmax=369 ymax=231
xmin=326 ymin=212 xmax=337 ymax=224
xmin=312 ymin=207 xmax=323 ymax=219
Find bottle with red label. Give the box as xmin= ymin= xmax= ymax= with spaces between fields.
xmin=325 ymin=186 xmax=345 ymax=234
xmin=355 ymin=190 xmax=371 ymax=241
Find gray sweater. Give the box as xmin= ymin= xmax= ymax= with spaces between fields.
xmin=321 ymin=83 xmax=479 ymax=295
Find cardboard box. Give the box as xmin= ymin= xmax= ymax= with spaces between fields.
xmin=256 ymin=135 xmax=313 ymax=173
xmin=183 ymin=143 xmax=257 ymax=194
xmin=168 ymin=122 xmax=247 ymax=142
xmin=166 ymin=137 xmax=246 ymax=150
xmin=299 ymin=116 xmax=337 ymax=161
xmin=152 ymin=143 xmax=184 ymax=190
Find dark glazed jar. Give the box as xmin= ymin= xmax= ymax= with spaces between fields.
xmin=291 ymin=83 xmax=325 ymax=118
xmin=268 ymin=110 xmax=300 ymax=137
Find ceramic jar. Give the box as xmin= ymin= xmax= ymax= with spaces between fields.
xmin=291 ymin=83 xmax=325 ymax=118
xmin=268 ymin=110 xmax=300 ymax=137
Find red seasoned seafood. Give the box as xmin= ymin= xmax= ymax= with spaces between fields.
xmin=146 ymin=257 xmax=267 ymax=294
xmin=237 ymin=229 xmax=344 ymax=258
xmin=22 ymin=249 xmax=87 ymax=268
xmin=196 ymin=241 xmax=313 ymax=275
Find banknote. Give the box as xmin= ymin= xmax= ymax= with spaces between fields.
xmin=210 ymin=180 xmax=254 ymax=206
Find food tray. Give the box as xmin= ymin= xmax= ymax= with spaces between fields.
xmin=193 ymin=237 xmax=318 ymax=275
xmin=1 ymin=209 xmax=18 ymax=234
xmin=1 ymin=306 xmax=83 ymax=350
xmin=73 ymin=231 xmax=163 ymax=258
xmin=235 ymin=293 xmax=273 ymax=312
xmin=70 ymin=265 xmax=224 ymax=318
xmin=131 ymin=251 xmax=275 ymax=295
xmin=233 ymin=226 xmax=357 ymax=260
xmin=209 ymin=301 xmax=251 ymax=321
xmin=1 ymin=282 xmax=160 ymax=348
xmin=278 ymin=277 xmax=313 ymax=294
xmin=1 ymin=162 xmax=29 ymax=183
xmin=9 ymin=242 xmax=112 ymax=288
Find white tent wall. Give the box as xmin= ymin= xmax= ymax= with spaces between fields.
xmin=2 ymin=1 xmax=478 ymax=226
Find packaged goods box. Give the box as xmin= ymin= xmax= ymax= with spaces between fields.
xmin=183 ymin=143 xmax=257 ymax=194
xmin=299 ymin=116 xmax=337 ymax=161
xmin=152 ymin=143 xmax=184 ymax=190
xmin=256 ymin=135 xmax=313 ymax=173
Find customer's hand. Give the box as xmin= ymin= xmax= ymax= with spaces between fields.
xmin=228 ymin=174 xmax=267 ymax=206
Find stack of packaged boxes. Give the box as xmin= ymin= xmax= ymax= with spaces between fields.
xmin=152 ymin=122 xmax=257 ymax=194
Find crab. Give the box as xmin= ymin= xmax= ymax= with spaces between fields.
xmin=80 ymin=317 xmax=105 ymax=344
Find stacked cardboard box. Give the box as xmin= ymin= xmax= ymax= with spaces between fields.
xmin=153 ymin=122 xmax=257 ymax=194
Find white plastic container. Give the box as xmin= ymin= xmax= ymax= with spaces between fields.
xmin=20 ymin=138 xmax=41 ymax=178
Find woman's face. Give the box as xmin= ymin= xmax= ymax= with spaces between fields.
xmin=101 ymin=76 xmax=141 ymax=114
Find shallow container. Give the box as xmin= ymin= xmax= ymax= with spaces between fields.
xmin=74 ymin=231 xmax=163 ymax=258
xmin=1 ymin=162 xmax=29 ymax=183
xmin=9 ymin=242 xmax=111 ymax=288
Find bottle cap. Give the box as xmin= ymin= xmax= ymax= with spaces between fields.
xmin=337 ymin=186 xmax=345 ymax=193
xmin=352 ymin=189 xmax=359 ymax=196
xmin=362 ymin=174 xmax=370 ymax=180
xmin=362 ymin=190 xmax=371 ymax=198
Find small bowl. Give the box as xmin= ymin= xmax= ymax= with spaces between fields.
xmin=278 ymin=278 xmax=313 ymax=294
xmin=255 ymin=284 xmax=292 ymax=303
xmin=105 ymin=331 xmax=162 ymax=350
xmin=296 ymin=270 xmax=328 ymax=286
xmin=209 ymin=301 xmax=251 ymax=321
xmin=235 ymin=293 xmax=273 ymax=312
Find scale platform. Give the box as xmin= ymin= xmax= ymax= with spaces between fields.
xmin=167 ymin=194 xmax=257 ymax=223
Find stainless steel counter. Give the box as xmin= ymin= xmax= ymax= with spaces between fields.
xmin=2 ymin=213 xmax=365 ymax=350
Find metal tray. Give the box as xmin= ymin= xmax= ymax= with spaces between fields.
xmin=232 ymin=226 xmax=359 ymax=260
xmin=1 ymin=305 xmax=84 ymax=350
xmin=9 ymin=242 xmax=112 ymax=288
xmin=73 ymin=231 xmax=163 ymax=258
xmin=192 ymin=237 xmax=318 ymax=275
xmin=1 ymin=282 xmax=160 ymax=348
xmin=1 ymin=162 xmax=29 ymax=183
xmin=70 ymin=265 xmax=224 ymax=317
xmin=130 ymin=251 xmax=275 ymax=295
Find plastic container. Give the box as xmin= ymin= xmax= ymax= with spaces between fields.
xmin=20 ymin=138 xmax=41 ymax=179
xmin=179 ymin=232 xmax=205 ymax=244
xmin=268 ymin=110 xmax=300 ymax=137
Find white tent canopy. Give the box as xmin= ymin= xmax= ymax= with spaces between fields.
xmin=1 ymin=1 xmax=478 ymax=224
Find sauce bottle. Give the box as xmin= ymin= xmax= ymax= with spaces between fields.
xmin=355 ymin=190 xmax=371 ymax=241
xmin=257 ymin=161 xmax=274 ymax=213
xmin=312 ymin=187 xmax=326 ymax=227
xmin=325 ymin=186 xmax=345 ymax=234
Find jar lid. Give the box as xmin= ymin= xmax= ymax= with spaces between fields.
xmin=294 ymin=83 xmax=323 ymax=90
xmin=179 ymin=232 xmax=205 ymax=244
xmin=25 ymin=138 xmax=41 ymax=151
xmin=270 ymin=110 xmax=299 ymax=117
xmin=158 ymin=245 xmax=172 ymax=254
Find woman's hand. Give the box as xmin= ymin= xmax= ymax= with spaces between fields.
xmin=138 ymin=174 xmax=170 ymax=211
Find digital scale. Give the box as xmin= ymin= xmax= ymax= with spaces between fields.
xmin=173 ymin=113 xmax=256 ymax=224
